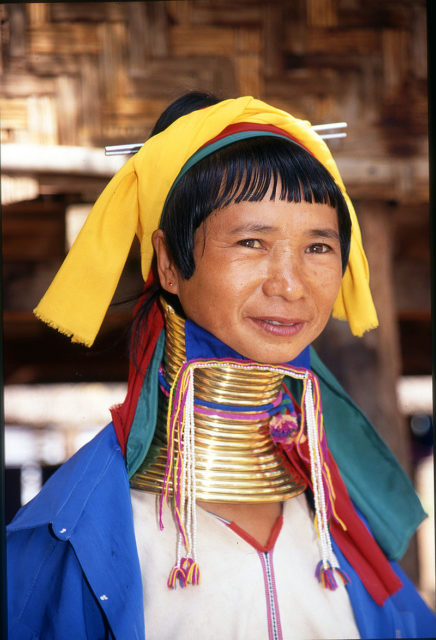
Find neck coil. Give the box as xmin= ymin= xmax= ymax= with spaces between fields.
xmin=130 ymin=299 xmax=305 ymax=502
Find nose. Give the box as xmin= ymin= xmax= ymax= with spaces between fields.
xmin=261 ymin=252 xmax=307 ymax=300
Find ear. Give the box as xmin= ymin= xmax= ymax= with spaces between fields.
xmin=152 ymin=230 xmax=181 ymax=295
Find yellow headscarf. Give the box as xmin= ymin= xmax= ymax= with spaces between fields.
xmin=34 ymin=96 xmax=378 ymax=346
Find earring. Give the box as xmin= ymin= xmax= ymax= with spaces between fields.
xmin=168 ymin=280 xmax=173 ymax=287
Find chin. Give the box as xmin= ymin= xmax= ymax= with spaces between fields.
xmin=238 ymin=346 xmax=306 ymax=365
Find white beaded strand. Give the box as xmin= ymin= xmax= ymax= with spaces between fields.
xmin=304 ymin=377 xmax=338 ymax=571
xmin=189 ymin=368 xmax=198 ymax=564
xmin=184 ymin=368 xmax=195 ymax=557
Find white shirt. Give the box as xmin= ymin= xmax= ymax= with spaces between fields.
xmin=131 ymin=490 xmax=360 ymax=640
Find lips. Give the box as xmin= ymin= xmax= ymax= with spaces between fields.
xmin=264 ymin=319 xmax=296 ymax=326
xmin=249 ymin=316 xmax=305 ymax=337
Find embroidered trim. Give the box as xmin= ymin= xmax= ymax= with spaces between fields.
xmin=259 ymin=550 xmax=283 ymax=640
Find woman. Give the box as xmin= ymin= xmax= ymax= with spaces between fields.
xmin=7 ymin=92 xmax=436 ymax=639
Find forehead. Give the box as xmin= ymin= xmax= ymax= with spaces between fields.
xmin=205 ymin=198 xmax=340 ymax=233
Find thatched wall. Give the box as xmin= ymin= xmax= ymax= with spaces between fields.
xmin=1 ymin=0 xmax=429 ymax=454
xmin=1 ymin=0 xmax=431 ymax=586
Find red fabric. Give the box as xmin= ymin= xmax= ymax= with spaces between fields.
xmin=284 ymin=442 xmax=403 ymax=606
xmin=202 ymin=122 xmax=313 ymax=155
xmin=110 ymin=271 xmax=164 ymax=455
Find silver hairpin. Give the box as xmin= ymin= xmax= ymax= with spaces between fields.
xmin=312 ymin=122 xmax=347 ymax=141
xmin=104 ymin=122 xmax=347 ymax=156
xmin=311 ymin=122 xmax=347 ymax=132
xmin=105 ymin=143 xmax=144 ymax=156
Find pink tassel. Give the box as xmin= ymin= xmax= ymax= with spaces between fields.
xmin=183 ymin=558 xmax=201 ymax=585
xmin=269 ymin=413 xmax=300 ymax=446
xmin=315 ymin=560 xmax=350 ymax=591
xmin=167 ymin=565 xmax=187 ymax=589
xmin=333 ymin=567 xmax=350 ymax=586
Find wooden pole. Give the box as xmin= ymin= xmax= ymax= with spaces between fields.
xmin=316 ymin=199 xmax=418 ymax=581
xmin=318 ymin=201 xmax=410 ymax=469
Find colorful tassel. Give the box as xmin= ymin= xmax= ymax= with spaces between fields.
xmin=183 ymin=557 xmax=201 ymax=585
xmin=269 ymin=412 xmax=300 ymax=446
xmin=167 ymin=565 xmax=187 ymax=589
xmin=315 ymin=560 xmax=350 ymax=590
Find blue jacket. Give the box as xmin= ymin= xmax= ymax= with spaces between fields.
xmin=7 ymin=424 xmax=436 ymax=639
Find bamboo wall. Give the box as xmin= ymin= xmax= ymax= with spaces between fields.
xmin=0 ymin=0 xmax=431 ymax=586
xmin=1 ymin=0 xmax=429 ymax=430
xmin=0 ymin=2 xmax=428 ymax=156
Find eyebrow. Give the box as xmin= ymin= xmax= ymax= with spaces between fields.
xmin=228 ymin=224 xmax=340 ymax=240
xmin=228 ymin=224 xmax=278 ymax=234
xmin=309 ymin=229 xmax=340 ymax=241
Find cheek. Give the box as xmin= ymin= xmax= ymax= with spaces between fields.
xmin=208 ymin=258 xmax=256 ymax=295
xmin=309 ymin=268 xmax=342 ymax=310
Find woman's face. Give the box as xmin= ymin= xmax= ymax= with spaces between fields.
xmin=154 ymin=197 xmax=343 ymax=364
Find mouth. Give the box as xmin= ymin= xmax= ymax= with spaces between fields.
xmin=264 ymin=319 xmax=296 ymax=326
xmin=249 ymin=316 xmax=305 ymax=337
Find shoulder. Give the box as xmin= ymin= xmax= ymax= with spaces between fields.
xmin=8 ymin=423 xmax=125 ymax=533
xmin=7 ymin=423 xmax=137 ymax=639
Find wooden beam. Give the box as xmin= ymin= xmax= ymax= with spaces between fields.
xmin=1 ymin=143 xmax=126 ymax=176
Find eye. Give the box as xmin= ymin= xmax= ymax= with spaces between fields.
xmin=237 ymin=239 xmax=262 ymax=249
xmin=306 ymin=243 xmax=332 ymax=254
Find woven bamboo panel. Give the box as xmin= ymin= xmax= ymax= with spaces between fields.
xmin=0 ymin=0 xmax=426 ymax=167
xmin=0 ymin=1 xmax=430 ymax=374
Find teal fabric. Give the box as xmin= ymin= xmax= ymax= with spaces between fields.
xmin=126 ymin=330 xmax=165 ymax=479
xmin=285 ymin=346 xmax=426 ymax=561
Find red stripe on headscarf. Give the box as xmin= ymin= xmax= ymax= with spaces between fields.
xmin=202 ymin=122 xmax=313 ymax=155
xmin=110 ymin=270 xmax=164 ymax=455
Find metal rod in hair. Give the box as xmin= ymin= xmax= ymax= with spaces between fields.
xmin=312 ymin=122 xmax=347 ymax=132
xmin=105 ymin=122 xmax=348 ymax=156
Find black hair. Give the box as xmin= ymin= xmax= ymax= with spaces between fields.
xmin=150 ymin=91 xmax=221 ymax=137
xmin=131 ymin=91 xmax=351 ymax=357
